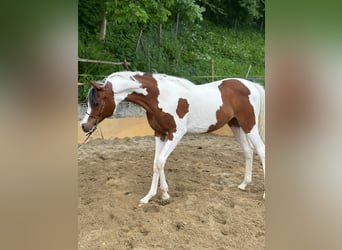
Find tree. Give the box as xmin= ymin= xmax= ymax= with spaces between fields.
xmin=78 ymin=0 xmax=106 ymax=38
xmin=171 ymin=0 xmax=205 ymax=36
xmin=105 ymin=0 xmax=175 ymax=28
xmin=172 ymin=0 xmax=205 ymax=22
xmin=200 ymin=0 xmax=264 ymax=29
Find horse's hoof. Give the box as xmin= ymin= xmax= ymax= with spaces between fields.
xmin=162 ymin=193 xmax=170 ymax=200
xmin=238 ymin=184 xmax=246 ymax=190
xmin=139 ymin=197 xmax=149 ymax=205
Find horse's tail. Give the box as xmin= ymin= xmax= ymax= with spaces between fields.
xmin=254 ymin=83 xmax=265 ymax=143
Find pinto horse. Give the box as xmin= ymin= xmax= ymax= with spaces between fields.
xmin=81 ymin=71 xmax=265 ymax=203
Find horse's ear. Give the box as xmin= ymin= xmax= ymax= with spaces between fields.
xmin=88 ymin=80 xmax=104 ymax=90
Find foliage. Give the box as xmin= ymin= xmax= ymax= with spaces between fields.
xmin=201 ymin=0 xmax=264 ymax=29
xmin=172 ymin=0 xmax=205 ymax=22
xmin=78 ymin=0 xmax=105 ymax=38
xmin=104 ymin=0 xmax=204 ymax=30
xmin=105 ymin=0 xmax=174 ymax=26
xmin=78 ymin=0 xmax=264 ymax=102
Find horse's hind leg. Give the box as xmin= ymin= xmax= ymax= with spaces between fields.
xmin=230 ymin=126 xmax=254 ymax=190
xmin=246 ymin=126 xmax=265 ymax=198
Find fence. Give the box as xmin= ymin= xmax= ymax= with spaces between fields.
xmin=78 ymin=58 xmax=131 ymax=85
xmin=78 ymin=57 xmax=264 ymax=84
xmin=78 ymin=57 xmax=130 ymax=68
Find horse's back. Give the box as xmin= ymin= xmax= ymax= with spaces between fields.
xmin=186 ymin=78 xmax=262 ymax=134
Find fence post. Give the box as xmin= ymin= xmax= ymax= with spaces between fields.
xmin=245 ymin=64 xmax=252 ymax=78
xmin=211 ymin=58 xmax=215 ymax=82
xmin=123 ymin=59 xmax=129 ymax=70
xmin=136 ymin=30 xmax=143 ymax=51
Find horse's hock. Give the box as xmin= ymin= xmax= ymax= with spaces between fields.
xmin=78 ymin=101 xmax=146 ymax=120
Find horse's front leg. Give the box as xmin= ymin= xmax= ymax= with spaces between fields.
xmin=140 ymin=132 xmax=185 ymax=204
xmin=140 ymin=137 xmax=165 ymax=204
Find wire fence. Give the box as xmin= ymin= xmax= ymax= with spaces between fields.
xmin=78 ymin=58 xmax=265 ymax=85
xmin=78 ymin=73 xmax=264 ymax=83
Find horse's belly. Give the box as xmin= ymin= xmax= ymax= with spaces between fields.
xmin=187 ymin=126 xmax=212 ymax=133
xmin=186 ymin=106 xmax=222 ymax=133
xmin=184 ymin=85 xmax=224 ymax=133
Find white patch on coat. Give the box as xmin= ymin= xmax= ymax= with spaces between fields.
xmin=104 ymin=71 xmax=148 ymax=114
xmin=153 ymin=75 xmax=223 ymax=133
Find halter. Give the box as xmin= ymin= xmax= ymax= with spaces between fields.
xmin=85 ymin=83 xmax=109 ymax=136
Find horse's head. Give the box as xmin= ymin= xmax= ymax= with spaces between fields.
xmin=81 ymin=80 xmax=115 ymax=134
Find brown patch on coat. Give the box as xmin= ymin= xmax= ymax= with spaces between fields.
xmin=103 ymin=81 xmax=115 ymax=117
xmin=208 ymin=79 xmax=256 ymax=134
xmin=176 ymin=98 xmax=189 ymax=119
xmin=126 ymin=74 xmax=177 ymax=141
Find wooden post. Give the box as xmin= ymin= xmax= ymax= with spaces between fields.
xmin=123 ymin=59 xmax=129 ymax=70
xmin=159 ymin=23 xmax=162 ymax=45
xmin=176 ymin=46 xmax=183 ymax=68
xmin=176 ymin=13 xmax=180 ymax=38
xmin=100 ymin=12 xmax=107 ymax=41
xmin=211 ymin=58 xmax=215 ymax=82
xmin=245 ymin=64 xmax=252 ymax=78
xmin=147 ymin=47 xmax=151 ymax=72
xmin=136 ymin=30 xmax=143 ymax=51
xmin=78 ymin=58 xmax=130 ymax=66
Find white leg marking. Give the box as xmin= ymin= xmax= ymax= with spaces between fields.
xmin=140 ymin=132 xmax=185 ymax=204
xmin=231 ymin=126 xmax=254 ymax=190
xmin=140 ymin=137 xmax=164 ymax=204
xmin=158 ymin=133 xmax=185 ymax=200
xmin=246 ymin=126 xmax=265 ymax=198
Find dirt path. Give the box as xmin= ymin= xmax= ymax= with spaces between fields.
xmin=78 ymin=130 xmax=265 ymax=249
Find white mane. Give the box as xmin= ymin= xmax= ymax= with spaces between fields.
xmin=104 ymin=71 xmax=196 ymax=91
xmin=104 ymin=71 xmax=144 ymax=83
xmin=153 ymin=74 xmax=196 ymax=90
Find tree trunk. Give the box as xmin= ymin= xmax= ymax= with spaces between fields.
xmin=159 ymin=23 xmax=162 ymax=45
xmin=175 ymin=13 xmax=180 ymax=38
xmin=211 ymin=58 xmax=215 ymax=82
xmin=260 ymin=20 xmax=264 ymax=32
xmin=136 ymin=30 xmax=143 ymax=51
xmin=100 ymin=12 xmax=107 ymax=41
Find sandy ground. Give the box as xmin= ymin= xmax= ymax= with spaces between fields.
xmin=77 ymin=117 xmax=234 ymax=143
xmin=78 ymin=118 xmax=265 ymax=249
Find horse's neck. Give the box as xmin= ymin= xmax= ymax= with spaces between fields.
xmin=112 ymin=78 xmax=148 ymax=104
xmin=123 ymin=85 xmax=159 ymax=114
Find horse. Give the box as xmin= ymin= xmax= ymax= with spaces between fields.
xmin=80 ymin=71 xmax=265 ymax=203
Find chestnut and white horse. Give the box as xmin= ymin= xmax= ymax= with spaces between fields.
xmin=81 ymin=71 xmax=265 ymax=203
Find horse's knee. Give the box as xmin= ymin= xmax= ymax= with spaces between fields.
xmin=156 ymin=156 xmax=165 ymax=171
xmin=244 ymin=147 xmax=253 ymax=159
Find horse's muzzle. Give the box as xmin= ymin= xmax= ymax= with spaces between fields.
xmin=81 ymin=123 xmax=97 ymax=135
xmin=81 ymin=123 xmax=88 ymax=133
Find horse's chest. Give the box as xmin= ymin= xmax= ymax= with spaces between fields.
xmin=146 ymin=111 xmax=177 ymax=136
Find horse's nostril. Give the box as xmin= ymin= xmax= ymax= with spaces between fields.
xmin=81 ymin=123 xmax=87 ymax=132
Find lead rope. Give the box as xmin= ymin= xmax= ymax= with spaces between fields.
xmin=78 ymin=132 xmax=92 ymax=148
xmin=79 ymin=83 xmax=109 ymax=148
xmin=78 ymin=118 xmax=99 ymax=149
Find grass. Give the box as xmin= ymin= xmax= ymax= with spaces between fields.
xmin=78 ymin=21 xmax=264 ymax=102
